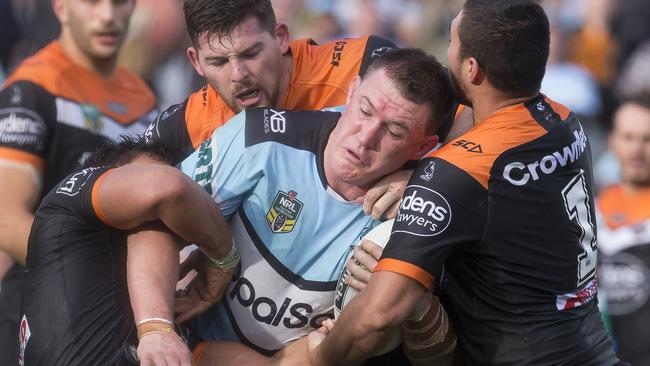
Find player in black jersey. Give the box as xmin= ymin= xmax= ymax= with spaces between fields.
xmin=20 ymin=137 xmax=235 ymax=366
xmin=306 ymin=1 xmax=624 ymax=365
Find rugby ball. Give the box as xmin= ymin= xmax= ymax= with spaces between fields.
xmin=333 ymin=219 xmax=402 ymax=354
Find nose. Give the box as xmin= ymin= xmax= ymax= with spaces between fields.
xmin=97 ymin=0 xmax=116 ymax=23
xmin=356 ymin=121 xmax=381 ymax=150
xmin=230 ymin=58 xmax=250 ymax=83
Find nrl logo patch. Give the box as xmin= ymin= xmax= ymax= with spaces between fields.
xmin=266 ymin=190 xmax=304 ymax=233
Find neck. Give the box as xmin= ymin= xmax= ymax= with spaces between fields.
xmin=623 ymin=180 xmax=650 ymax=195
xmin=276 ymin=53 xmax=293 ymax=105
xmin=58 ymin=32 xmax=117 ymax=78
xmin=470 ymin=89 xmax=537 ymax=124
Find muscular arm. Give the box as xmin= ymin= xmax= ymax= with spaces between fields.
xmin=96 ymin=163 xmax=231 ymax=260
xmin=0 ymin=162 xmax=41 ymax=264
xmin=127 ymin=223 xmax=192 ymax=365
xmin=312 ymin=271 xmax=426 ymax=365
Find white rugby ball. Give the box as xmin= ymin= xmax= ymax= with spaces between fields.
xmin=333 ymin=219 xmax=402 ymax=354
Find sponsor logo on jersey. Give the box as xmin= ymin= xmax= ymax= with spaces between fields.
xmin=194 ymin=139 xmax=214 ymax=195
xmin=229 ymin=276 xmax=333 ymax=329
xmin=18 ymin=314 xmax=31 ymax=366
xmin=0 ymin=108 xmax=46 ymax=150
xmin=81 ymin=104 xmax=103 ymax=133
xmin=419 ymin=160 xmax=436 ymax=181
xmin=267 ymin=190 xmax=303 ymax=233
xmin=394 ymin=185 xmax=452 ymax=237
xmin=263 ymin=109 xmax=286 ymax=134
xmin=331 ymin=41 xmax=347 ymax=67
xmin=503 ymin=124 xmax=587 ymax=186
xmin=452 ymin=139 xmax=483 ymax=153
xmin=600 ymin=252 xmax=650 ymax=315
xmin=56 ymin=167 xmax=103 ymax=196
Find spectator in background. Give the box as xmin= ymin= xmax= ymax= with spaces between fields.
xmin=598 ymin=93 xmax=650 ymax=366
xmin=0 ymin=0 xmax=156 ymax=363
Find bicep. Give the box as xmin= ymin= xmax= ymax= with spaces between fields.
xmin=94 ymin=164 xmax=185 ymax=230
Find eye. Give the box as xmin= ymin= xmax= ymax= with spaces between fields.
xmin=360 ymin=108 xmax=371 ymax=117
xmin=241 ymin=49 xmax=261 ymax=59
xmin=210 ymin=59 xmax=228 ymax=67
xmin=385 ymin=127 xmax=402 ymax=138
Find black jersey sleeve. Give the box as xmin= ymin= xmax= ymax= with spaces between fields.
xmin=376 ymin=157 xmax=488 ymax=289
xmin=358 ymin=36 xmax=398 ymax=77
xmin=0 ymin=81 xmax=56 ymax=160
xmin=144 ymin=102 xmax=193 ymax=165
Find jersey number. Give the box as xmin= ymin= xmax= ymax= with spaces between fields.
xmin=561 ymin=171 xmax=597 ymax=286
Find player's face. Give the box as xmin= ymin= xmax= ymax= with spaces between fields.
xmin=187 ymin=17 xmax=290 ymax=114
xmin=326 ymin=68 xmax=438 ymax=190
xmin=610 ymin=103 xmax=650 ymax=187
xmin=55 ymin=0 xmax=134 ymax=61
xmin=447 ymin=10 xmax=471 ymax=106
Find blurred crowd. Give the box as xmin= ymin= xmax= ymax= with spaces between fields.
xmin=3 ymin=0 xmax=650 ymax=191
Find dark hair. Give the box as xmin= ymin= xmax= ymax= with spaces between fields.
xmin=82 ymin=135 xmax=176 ymax=169
xmin=365 ymin=48 xmax=455 ymax=135
xmin=459 ymin=0 xmax=550 ymax=98
xmin=184 ymin=0 xmax=276 ymax=47
xmin=622 ymin=92 xmax=650 ymax=112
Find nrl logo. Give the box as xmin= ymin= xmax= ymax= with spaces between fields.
xmin=266 ymin=190 xmax=304 ymax=233
xmin=81 ymin=104 xmax=103 ymax=133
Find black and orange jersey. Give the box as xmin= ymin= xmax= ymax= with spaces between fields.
xmin=21 ymin=166 xmax=134 ymax=365
xmin=376 ymin=94 xmax=618 ymax=365
xmin=0 ymin=41 xmax=157 ymax=194
xmin=597 ymin=185 xmax=650 ymax=366
xmin=146 ymin=35 xmax=396 ymax=164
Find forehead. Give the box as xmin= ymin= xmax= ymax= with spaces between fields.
xmin=196 ymin=16 xmax=272 ymax=55
xmin=358 ymin=69 xmax=430 ymax=127
xmin=615 ymin=103 xmax=650 ymax=134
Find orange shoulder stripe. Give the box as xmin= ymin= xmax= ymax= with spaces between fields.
xmin=374 ymin=258 xmax=434 ymax=290
xmin=0 ymin=147 xmax=44 ymax=171
xmin=184 ymin=86 xmax=235 ymax=149
xmin=91 ymin=169 xmax=115 ymax=227
xmin=431 ymin=105 xmax=548 ymax=189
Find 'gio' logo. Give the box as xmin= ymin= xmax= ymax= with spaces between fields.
xmin=230 ymin=277 xmax=333 ymax=329
xmin=395 ymin=185 xmax=452 ymax=237
xmin=331 ymin=41 xmax=347 ymax=66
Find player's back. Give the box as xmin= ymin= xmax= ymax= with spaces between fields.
xmin=431 ymin=95 xmax=616 ymax=364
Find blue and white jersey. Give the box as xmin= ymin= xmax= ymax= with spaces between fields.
xmin=180 ymin=107 xmax=379 ymax=353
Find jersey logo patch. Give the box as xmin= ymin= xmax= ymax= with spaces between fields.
xmin=420 ymin=161 xmax=436 ymax=181
xmin=18 ymin=314 xmax=31 ymax=366
xmin=452 ymin=139 xmax=483 ymax=153
xmin=56 ymin=167 xmax=102 ymax=196
xmin=264 ymin=109 xmax=286 ymax=134
xmin=81 ymin=104 xmax=103 ymax=133
xmin=266 ymin=190 xmax=304 ymax=233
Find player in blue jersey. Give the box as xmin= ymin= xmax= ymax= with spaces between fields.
xmin=162 ymin=48 xmax=456 ymax=365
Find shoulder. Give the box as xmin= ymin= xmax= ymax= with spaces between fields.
xmin=433 ymin=96 xmax=580 ymax=189
xmin=3 ymin=43 xmax=65 ymax=90
xmin=242 ymin=108 xmax=340 ymax=152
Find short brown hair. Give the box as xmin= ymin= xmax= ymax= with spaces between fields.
xmin=184 ymin=0 xmax=276 ymax=47
xmin=365 ymin=48 xmax=455 ymax=135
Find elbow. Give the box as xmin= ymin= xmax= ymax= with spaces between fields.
xmin=148 ymin=168 xmax=189 ymax=211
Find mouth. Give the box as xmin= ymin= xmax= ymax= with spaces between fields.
xmin=234 ymin=88 xmax=261 ymax=108
xmin=345 ymin=148 xmax=365 ymax=167
xmin=94 ymin=30 xmax=120 ymax=46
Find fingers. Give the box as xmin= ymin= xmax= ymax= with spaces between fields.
xmin=138 ymin=332 xmax=193 ymax=366
xmin=383 ymin=199 xmax=400 ymax=220
xmin=362 ymin=182 xmax=388 ymax=217
xmin=362 ymin=170 xmax=413 ymax=220
xmin=359 ymin=239 xmax=384 ymax=262
xmin=368 ymin=187 xmax=401 ymax=220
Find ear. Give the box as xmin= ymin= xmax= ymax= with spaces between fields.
xmin=186 ymin=47 xmax=205 ymax=78
xmin=412 ymin=135 xmax=440 ymax=160
xmin=275 ymin=22 xmax=290 ymax=54
xmin=466 ymin=57 xmax=485 ymax=86
xmin=346 ymin=76 xmax=362 ymax=105
xmin=52 ymin=0 xmax=66 ymax=24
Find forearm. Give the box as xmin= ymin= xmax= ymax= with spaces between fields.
xmin=0 ymin=208 xmax=33 ymax=264
xmin=402 ymin=296 xmax=456 ymax=366
xmin=316 ymin=272 xmax=425 ymax=365
xmin=156 ymin=177 xmax=232 ymax=260
xmin=127 ymin=223 xmax=181 ymax=323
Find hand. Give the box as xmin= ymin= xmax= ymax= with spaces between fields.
xmin=174 ymin=249 xmax=235 ymax=323
xmin=360 ymin=170 xmax=412 ymax=220
xmin=137 ymin=331 xmax=192 ymax=366
xmin=344 ymin=239 xmax=384 ymax=291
